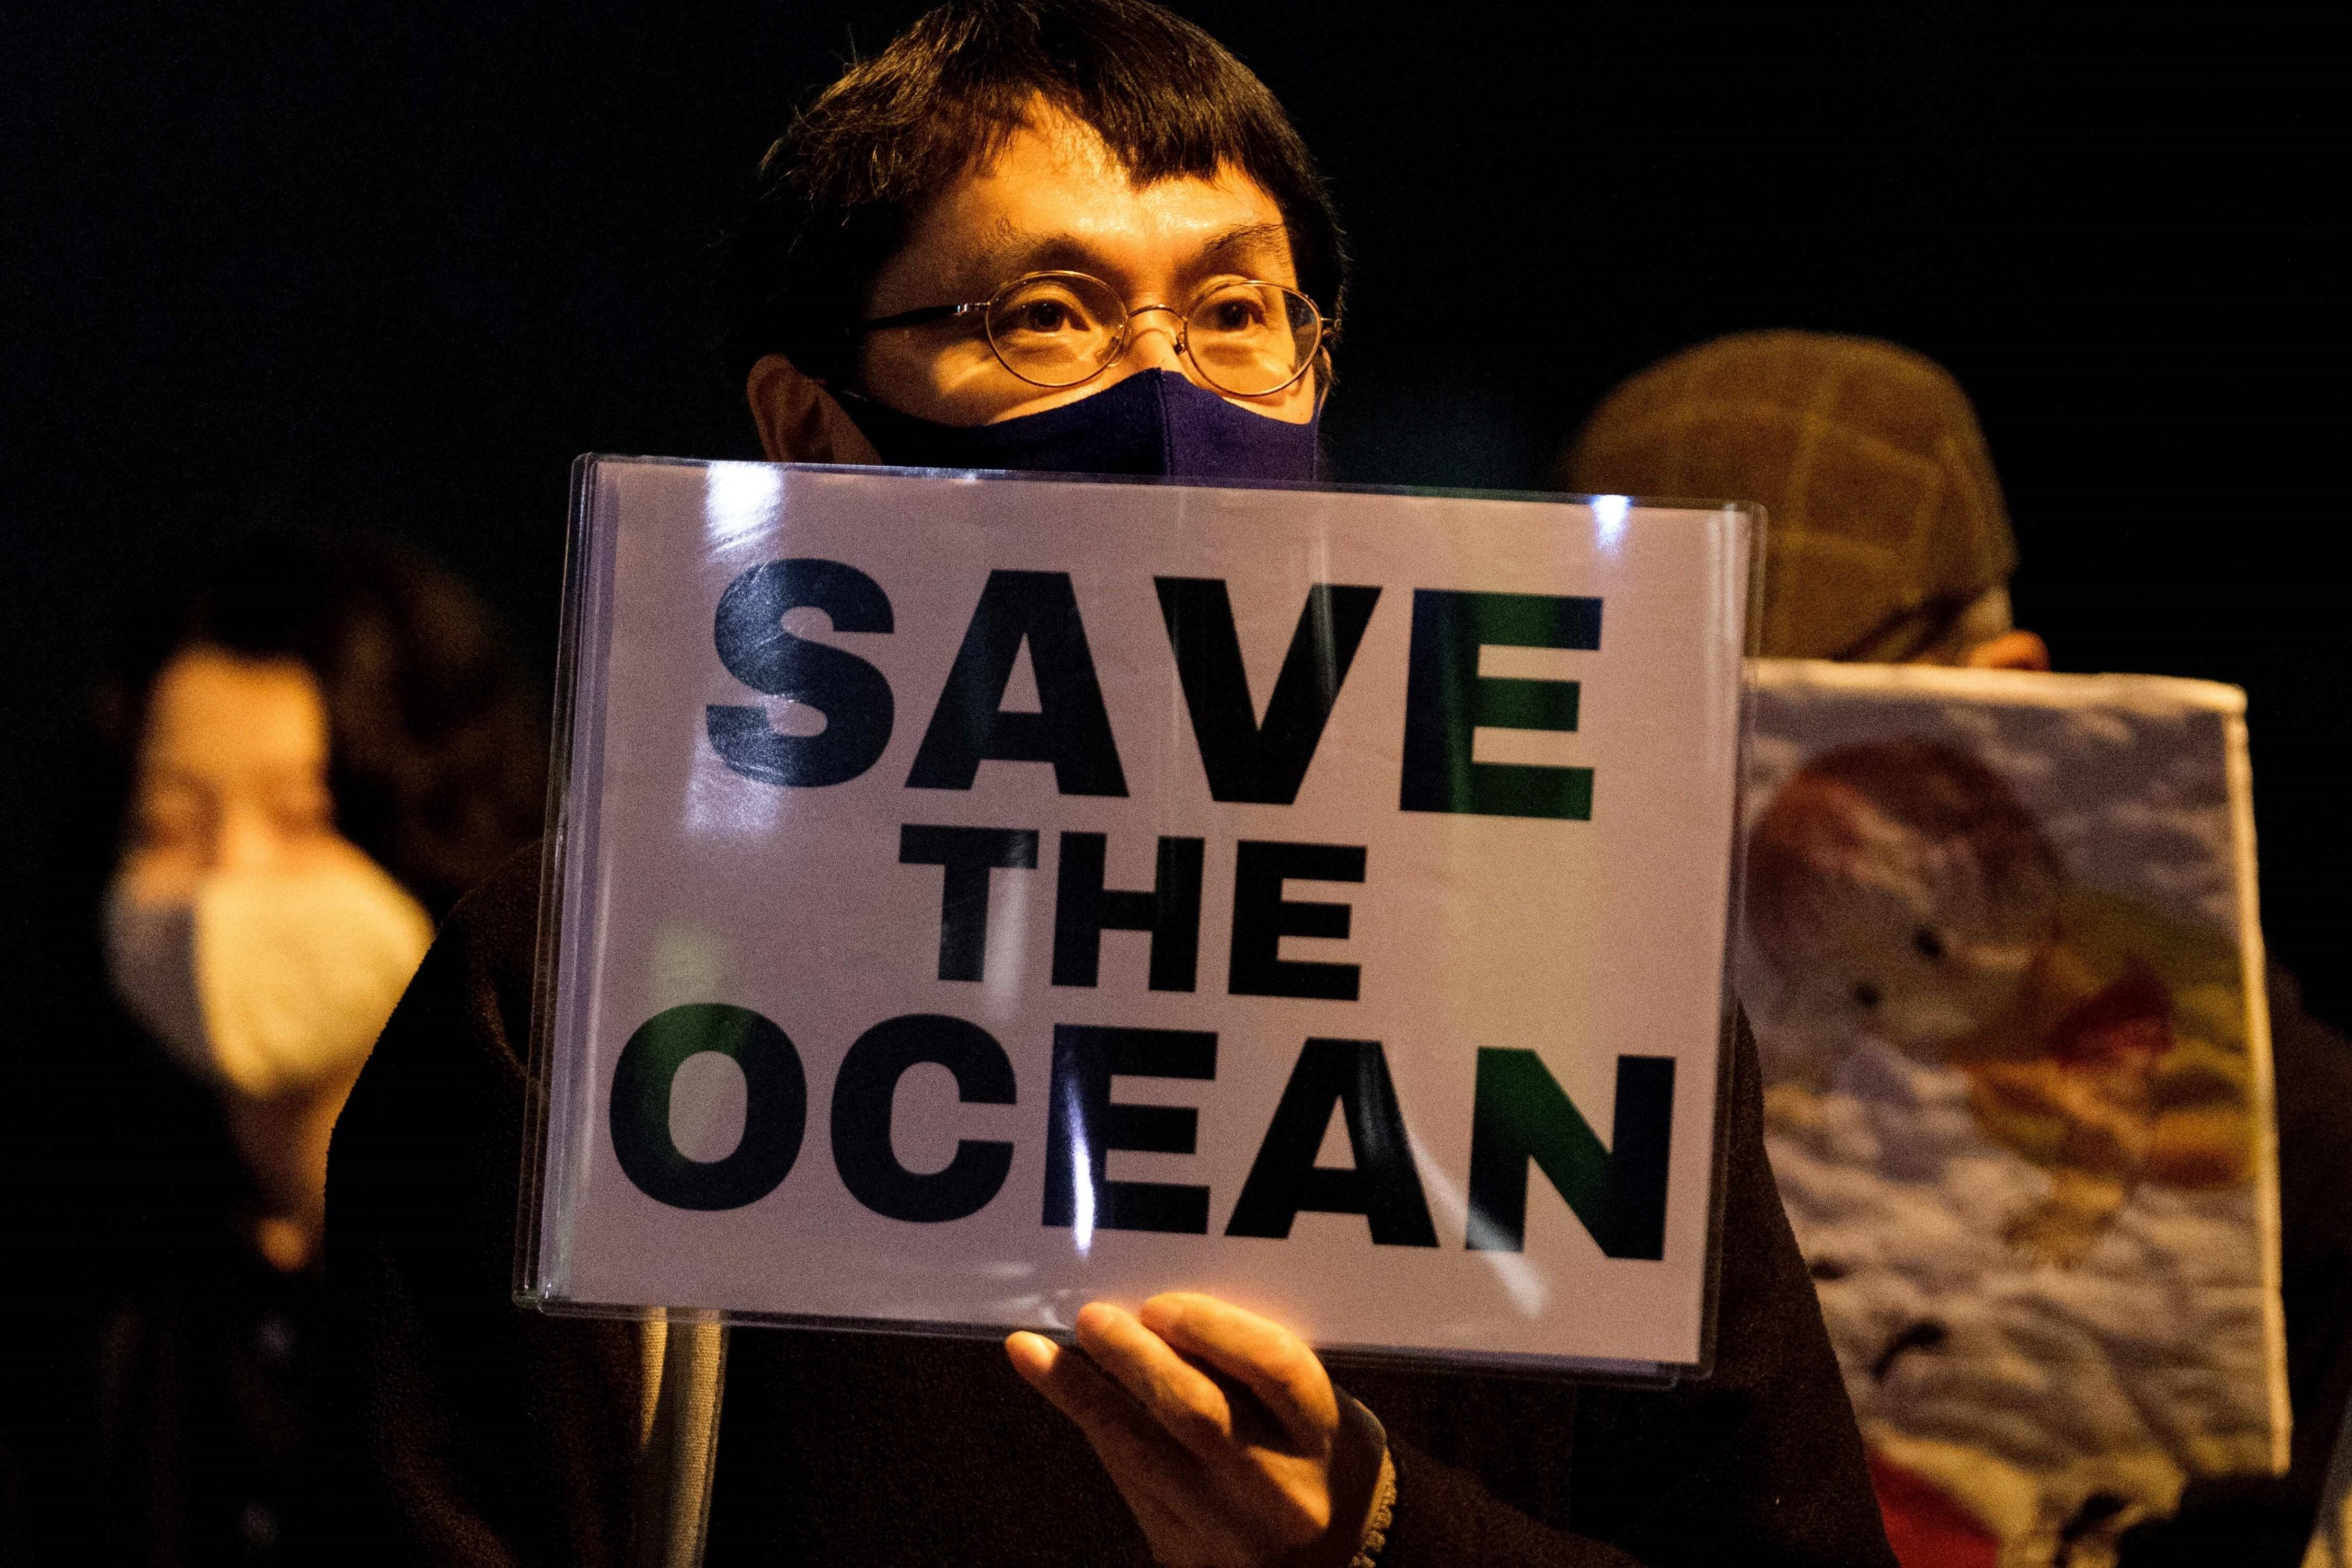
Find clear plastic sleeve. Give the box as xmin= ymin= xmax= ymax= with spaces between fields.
xmin=517 ymin=459 xmax=1755 ymax=1382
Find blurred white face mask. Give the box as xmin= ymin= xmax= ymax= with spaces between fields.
xmin=106 ymin=855 xmax=434 ymax=1099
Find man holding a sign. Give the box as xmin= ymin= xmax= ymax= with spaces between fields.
xmin=324 ymin=4 xmax=1892 ymax=1565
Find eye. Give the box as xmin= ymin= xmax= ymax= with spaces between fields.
xmin=1205 ymin=297 xmax=1265 ymax=331
xmin=1852 ymin=981 xmax=1883 ymax=1009
xmin=271 ymin=788 xmax=336 ymax=838
xmin=1190 ymin=283 xmax=1277 ymax=337
xmin=132 ymin=780 xmax=210 ymax=851
xmin=1913 ymin=928 xmax=1946 ymax=962
xmin=1009 ymin=299 xmax=1075 ymax=333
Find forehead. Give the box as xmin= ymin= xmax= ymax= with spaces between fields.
xmin=875 ymin=112 xmax=1297 ymax=305
xmin=142 ymin=648 xmax=328 ymax=782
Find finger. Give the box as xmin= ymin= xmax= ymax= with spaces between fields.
xmin=1007 ymin=1329 xmax=1196 ymax=1478
xmin=1137 ymin=1292 xmax=1336 ymax=1451
xmin=1071 ymin=1302 xmax=1256 ymax=1465
xmin=1006 ymin=1332 xmax=1223 ymax=1549
xmin=1004 ymin=1329 xmax=1057 ymax=1383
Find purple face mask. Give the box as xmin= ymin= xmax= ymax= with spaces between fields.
xmin=836 ymin=369 xmax=1321 ymax=484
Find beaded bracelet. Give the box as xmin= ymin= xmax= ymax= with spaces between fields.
xmin=1350 ymin=1450 xmax=1398 ymax=1568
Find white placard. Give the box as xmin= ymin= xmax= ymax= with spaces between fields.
xmin=525 ymin=460 xmax=1749 ymax=1373
xmin=1737 ymin=660 xmax=2287 ymax=1549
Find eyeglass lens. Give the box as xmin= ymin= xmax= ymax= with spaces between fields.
xmin=984 ymin=273 xmax=1319 ymax=396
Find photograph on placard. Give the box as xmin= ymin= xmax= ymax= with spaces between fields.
xmin=1738 ymin=659 xmax=2285 ymax=1565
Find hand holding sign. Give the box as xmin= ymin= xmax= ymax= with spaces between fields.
xmin=1006 ymin=1292 xmax=1386 ymax=1568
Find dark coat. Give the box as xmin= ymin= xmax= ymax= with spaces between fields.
xmin=322 ymin=847 xmax=1895 ymax=1567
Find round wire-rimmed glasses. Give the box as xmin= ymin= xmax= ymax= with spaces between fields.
xmin=854 ymin=270 xmax=1330 ymax=398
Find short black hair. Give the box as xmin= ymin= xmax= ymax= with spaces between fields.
xmin=724 ymin=0 xmax=1345 ymax=388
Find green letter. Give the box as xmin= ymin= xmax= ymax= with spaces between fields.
xmin=1465 ymin=1050 xmax=1671 ymax=1258
xmin=609 ymin=1004 xmax=807 ymax=1212
xmin=1399 ymin=590 xmax=1599 ymax=820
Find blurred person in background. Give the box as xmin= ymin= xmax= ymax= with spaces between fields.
xmin=0 ymin=534 xmax=544 ymax=1564
xmin=1561 ymin=331 xmax=2047 ymax=674
xmin=1562 ymin=328 xmax=2352 ymax=1567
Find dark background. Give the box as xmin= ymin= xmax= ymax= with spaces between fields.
xmin=5 ymin=7 xmax=2344 ymax=1018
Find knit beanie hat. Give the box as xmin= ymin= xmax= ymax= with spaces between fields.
xmin=1560 ymin=330 xmax=2016 ymax=660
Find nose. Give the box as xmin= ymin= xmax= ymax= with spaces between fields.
xmin=1119 ymin=304 xmax=1186 ymax=376
xmin=212 ymin=800 xmax=286 ymax=875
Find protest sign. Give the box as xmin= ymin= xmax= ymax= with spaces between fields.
xmin=1738 ymin=659 xmax=2286 ymax=1558
xmin=520 ymin=460 xmax=1750 ymax=1374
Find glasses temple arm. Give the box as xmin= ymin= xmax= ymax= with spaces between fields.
xmin=852 ymin=301 xmax=986 ymax=335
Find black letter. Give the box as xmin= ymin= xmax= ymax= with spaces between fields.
xmin=1228 ymin=840 xmax=1365 ymax=1001
xmin=1042 ymin=1024 xmax=1215 ymax=1234
xmin=706 ymin=559 xmax=894 ymax=787
xmin=829 ymin=1014 xmax=1016 ymax=1223
xmin=609 ymin=1004 xmax=807 ymax=1211
xmin=1052 ymin=833 xmax=1204 ymax=991
xmin=1465 ymin=1051 xmax=1673 ymax=1259
xmin=1156 ymin=579 xmax=1381 ymax=803
xmin=1226 ymin=1039 xmax=1437 ymax=1246
xmin=898 ymin=825 xmax=1039 ymax=982
xmin=906 ymin=570 xmax=1127 ymax=795
xmin=1400 ymin=589 xmax=1601 ymax=820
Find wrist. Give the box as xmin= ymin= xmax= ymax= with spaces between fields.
xmin=1289 ymin=1396 xmax=1390 ymax=1568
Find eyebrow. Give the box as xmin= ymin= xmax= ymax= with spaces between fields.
xmin=946 ymin=220 xmax=1297 ymax=298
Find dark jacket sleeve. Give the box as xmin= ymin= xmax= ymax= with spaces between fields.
xmin=1369 ymin=1016 xmax=1896 ymax=1568
xmin=322 ymin=847 xmax=645 ymax=1566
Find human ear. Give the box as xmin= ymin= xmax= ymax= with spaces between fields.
xmin=1962 ymin=630 xmax=2051 ymax=672
xmin=746 ymin=353 xmax=881 ymax=465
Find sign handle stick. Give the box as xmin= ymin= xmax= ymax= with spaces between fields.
xmin=629 ymin=1312 xmax=730 ymax=1568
